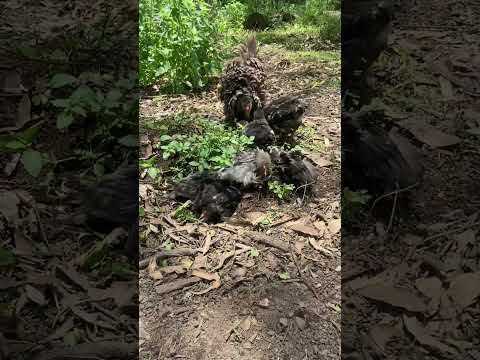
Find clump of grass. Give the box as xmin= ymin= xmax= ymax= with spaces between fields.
xmin=142 ymin=114 xmax=201 ymax=136
xmin=257 ymin=24 xmax=329 ymax=51
xmin=285 ymin=49 xmax=340 ymax=64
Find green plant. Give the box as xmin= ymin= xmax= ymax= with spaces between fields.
xmin=140 ymin=0 xmax=222 ymax=91
xmin=0 ymin=124 xmax=46 ymax=177
xmin=173 ymin=202 xmax=198 ymax=223
xmin=158 ymin=117 xmax=253 ymax=177
xmin=298 ymin=0 xmax=340 ymax=44
xmin=140 ymin=156 xmax=161 ymax=180
xmin=319 ymin=11 xmax=340 ymax=44
xmin=47 ymin=72 xmax=137 ymax=131
xmin=268 ymin=180 xmax=295 ymax=200
xmin=218 ymin=1 xmax=248 ymax=30
xmin=342 ymin=188 xmax=371 ymax=222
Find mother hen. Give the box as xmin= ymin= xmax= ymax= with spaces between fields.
xmin=218 ymin=35 xmax=266 ymax=124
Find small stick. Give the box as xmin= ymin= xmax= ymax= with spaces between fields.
xmin=361 ymin=182 xmax=419 ymax=238
xmin=243 ymin=231 xmax=289 ymax=252
xmin=290 ymin=246 xmax=320 ymax=301
xmin=386 ymin=182 xmax=399 ymax=234
xmin=422 ymin=221 xmax=480 ymax=243
xmin=270 ymin=216 xmax=298 ymax=228
xmin=155 ymin=277 xmax=202 ymax=295
xmin=139 ymin=248 xmax=199 ymax=269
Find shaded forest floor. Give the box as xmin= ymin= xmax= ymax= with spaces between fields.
xmin=0 ymin=1 xmax=137 ymax=359
xmin=139 ymin=37 xmax=341 ymax=359
xmin=343 ymin=0 xmax=480 ymax=358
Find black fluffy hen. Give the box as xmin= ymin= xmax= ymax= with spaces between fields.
xmin=172 ymin=173 xmax=242 ymax=224
xmin=80 ymin=163 xmax=138 ymax=254
xmin=219 ymin=36 xmax=266 ymax=124
xmin=264 ymin=95 xmax=307 ymax=142
xmin=342 ymin=110 xmax=423 ymax=199
xmin=244 ymin=109 xmax=276 ymax=147
xmin=217 ymin=149 xmax=272 ymax=189
xmin=342 ymin=0 xmax=393 ymax=92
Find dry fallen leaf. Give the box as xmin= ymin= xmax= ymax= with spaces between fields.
xmin=289 ymin=220 xmax=322 ymax=238
xmin=369 ymin=322 xmax=403 ymax=352
xmin=147 ymin=258 xmax=163 ymax=281
xmin=4 ymin=153 xmax=21 ymax=177
xmin=201 ymin=230 xmax=214 ymax=255
xmin=399 ymin=118 xmax=461 ymax=148
xmin=191 ymin=270 xmax=221 ymax=295
xmin=403 ymin=315 xmax=458 ymax=355
xmin=139 ymin=184 xmax=148 ymax=199
xmin=16 ymin=95 xmax=31 ymax=128
xmin=24 ymin=284 xmax=47 ymax=306
xmin=453 ymin=229 xmax=475 ymax=254
xmin=140 ymin=318 xmax=150 ymax=341
xmin=328 ymin=219 xmax=341 ymax=235
xmin=415 ymin=277 xmax=443 ymax=300
xmin=438 ymin=76 xmax=454 ymax=99
xmin=446 ymin=271 xmax=480 ymax=311
xmin=244 ymin=211 xmax=267 ymax=226
xmin=357 ymin=284 xmax=427 ymax=313
xmin=294 ymin=240 xmax=305 ymax=253
xmin=306 ymin=153 xmax=333 ymax=167
xmin=309 ymin=238 xmax=334 ymax=257
xmin=0 ymin=191 xmax=20 ymax=224
xmin=313 ymin=221 xmax=326 ymax=236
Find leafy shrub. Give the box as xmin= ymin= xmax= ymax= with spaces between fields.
xmin=140 ymin=0 xmax=222 ymax=91
xmin=302 ymin=0 xmax=340 ymax=44
xmin=217 ymin=1 xmax=248 ymax=30
xmin=158 ymin=117 xmax=253 ymax=177
xmin=47 ymin=72 xmax=137 ymax=131
xmin=4 ymin=71 xmax=137 ymax=178
xmin=303 ymin=0 xmax=339 ymax=23
xmin=318 ymin=11 xmax=340 ymax=44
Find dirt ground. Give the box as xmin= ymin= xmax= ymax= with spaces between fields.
xmin=139 ymin=43 xmax=341 ymax=359
xmin=342 ymin=0 xmax=480 ymax=358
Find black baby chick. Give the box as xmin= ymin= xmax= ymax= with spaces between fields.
xmin=263 ymin=95 xmax=307 ymax=142
xmin=193 ymin=180 xmax=243 ymax=223
xmin=244 ymin=109 xmax=276 ymax=147
xmin=270 ymin=148 xmax=317 ymax=191
xmin=172 ymin=172 xmax=243 ymax=224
